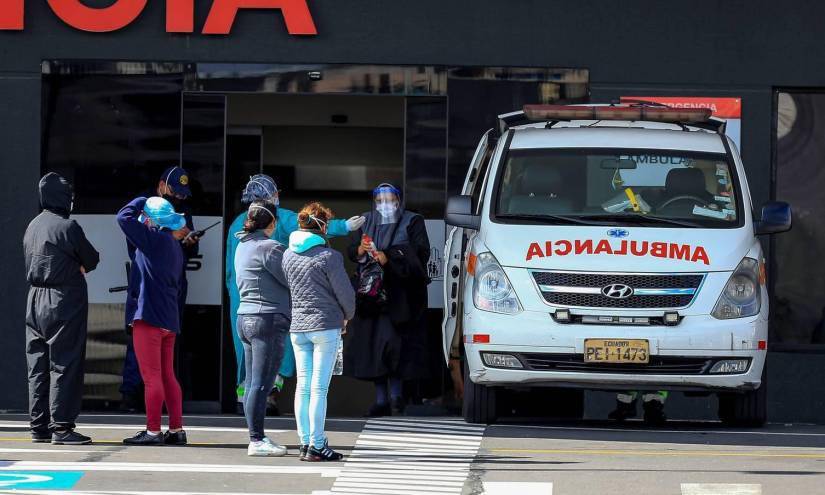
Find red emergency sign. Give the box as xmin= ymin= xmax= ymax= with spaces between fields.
xmin=526 ymin=239 xmax=711 ymax=265
xmin=0 ymin=0 xmax=317 ymax=35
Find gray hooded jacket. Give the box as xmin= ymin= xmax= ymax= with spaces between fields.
xmin=282 ymin=230 xmax=355 ymax=333
xmin=234 ymin=230 xmax=290 ymax=316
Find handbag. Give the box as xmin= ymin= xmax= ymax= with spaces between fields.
xmin=355 ymin=219 xmax=401 ymax=314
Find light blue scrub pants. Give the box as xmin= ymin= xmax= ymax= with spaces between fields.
xmin=291 ymin=328 xmax=340 ymax=449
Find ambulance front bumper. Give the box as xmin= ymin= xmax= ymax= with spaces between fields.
xmin=462 ymin=311 xmax=767 ymax=392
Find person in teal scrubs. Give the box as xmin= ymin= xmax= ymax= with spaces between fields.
xmin=226 ymin=174 xmax=365 ymax=409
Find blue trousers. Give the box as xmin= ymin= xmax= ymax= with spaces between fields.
xmin=291 ymin=329 xmax=340 ymax=448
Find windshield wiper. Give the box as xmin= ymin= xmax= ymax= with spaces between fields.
xmin=496 ymin=214 xmax=613 ymax=226
xmin=571 ymin=213 xmax=701 ymax=228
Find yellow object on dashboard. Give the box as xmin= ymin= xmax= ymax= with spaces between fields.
xmin=624 ymin=188 xmax=640 ymax=212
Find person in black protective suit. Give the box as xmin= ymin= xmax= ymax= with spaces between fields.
xmin=120 ymin=166 xmax=199 ymax=412
xmin=23 ymin=173 xmax=100 ymax=445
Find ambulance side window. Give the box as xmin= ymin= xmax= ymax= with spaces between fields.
xmin=471 ymin=147 xmax=494 ymax=214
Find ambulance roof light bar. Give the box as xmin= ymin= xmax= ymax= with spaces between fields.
xmin=522 ymin=104 xmax=713 ymax=124
xmin=498 ymin=104 xmax=724 ymax=134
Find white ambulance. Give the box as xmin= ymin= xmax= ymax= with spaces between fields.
xmin=442 ymin=104 xmax=792 ymax=425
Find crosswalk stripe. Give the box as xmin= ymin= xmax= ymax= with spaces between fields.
xmin=483 ymin=482 xmax=553 ymax=495
xmin=366 ymin=420 xmax=485 ymax=432
xmin=362 ymin=424 xmax=484 ymax=436
xmin=334 ymin=471 xmax=468 ymax=481
xmin=681 ymin=484 xmax=762 ymax=495
xmin=357 ymin=436 xmax=479 ymax=446
xmin=331 ymin=418 xmax=483 ymax=495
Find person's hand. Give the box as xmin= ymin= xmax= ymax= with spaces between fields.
xmin=342 ymin=320 xmax=348 ymax=335
xmin=374 ymin=251 xmax=388 ymax=265
xmin=80 ymin=266 xmax=86 ymax=275
xmin=182 ymin=233 xmax=200 ymax=246
xmin=358 ymin=237 xmax=373 ymax=257
xmin=346 ymin=216 xmax=366 ymax=232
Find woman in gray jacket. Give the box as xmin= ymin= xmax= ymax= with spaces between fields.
xmin=282 ymin=202 xmax=355 ymax=462
xmin=234 ymin=200 xmax=290 ymax=457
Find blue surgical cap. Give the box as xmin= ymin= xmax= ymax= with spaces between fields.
xmin=242 ymin=174 xmax=278 ymax=204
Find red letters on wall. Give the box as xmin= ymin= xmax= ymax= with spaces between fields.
xmin=0 ymin=0 xmax=24 ymax=30
xmin=47 ymin=0 xmax=147 ymax=33
xmin=203 ymin=0 xmax=317 ymax=35
xmin=0 ymin=0 xmax=318 ymax=35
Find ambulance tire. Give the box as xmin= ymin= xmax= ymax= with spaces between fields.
xmin=717 ymin=365 xmax=768 ymax=427
xmin=462 ymin=360 xmax=498 ymax=424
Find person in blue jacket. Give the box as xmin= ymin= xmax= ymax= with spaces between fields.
xmin=121 ymin=166 xmax=199 ymax=412
xmin=225 ymin=174 xmax=365 ymax=409
xmin=117 ymin=196 xmax=189 ymax=446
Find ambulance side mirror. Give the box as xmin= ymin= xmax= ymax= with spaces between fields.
xmin=754 ymin=201 xmax=792 ymax=235
xmin=445 ymin=195 xmax=481 ymax=230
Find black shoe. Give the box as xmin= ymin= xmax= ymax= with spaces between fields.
xmin=163 ymin=430 xmax=187 ymax=446
xmin=643 ymin=401 xmax=667 ymax=426
xmin=390 ymin=397 xmax=405 ymax=415
xmin=52 ymin=430 xmax=92 ymax=445
xmin=123 ymin=430 xmax=164 ymax=446
xmin=608 ymin=400 xmax=637 ymax=422
xmin=306 ymin=443 xmax=344 ymax=462
xmin=367 ymin=402 xmax=391 ymax=417
xmin=31 ymin=430 xmax=51 ymax=443
xmin=299 ymin=444 xmax=309 ymax=461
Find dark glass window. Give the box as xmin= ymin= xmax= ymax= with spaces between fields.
xmin=41 ymin=68 xmax=184 ymax=213
xmin=773 ymin=91 xmax=825 ymax=346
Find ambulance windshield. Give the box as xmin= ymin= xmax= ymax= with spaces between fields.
xmin=495 ymin=149 xmax=740 ymax=228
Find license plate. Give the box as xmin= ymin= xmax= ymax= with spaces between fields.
xmin=584 ymin=339 xmax=649 ymax=364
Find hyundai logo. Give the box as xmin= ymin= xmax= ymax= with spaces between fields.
xmin=602 ymin=283 xmax=634 ymax=299
xmin=607 ymin=228 xmax=629 ymax=238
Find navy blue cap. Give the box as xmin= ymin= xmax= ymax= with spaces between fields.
xmin=161 ymin=166 xmax=192 ymax=198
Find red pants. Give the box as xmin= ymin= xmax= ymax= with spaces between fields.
xmin=132 ymin=320 xmax=183 ymax=432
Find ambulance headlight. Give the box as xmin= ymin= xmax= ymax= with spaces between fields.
xmin=712 ymin=258 xmax=761 ymax=319
xmin=473 ymin=252 xmax=522 ymax=314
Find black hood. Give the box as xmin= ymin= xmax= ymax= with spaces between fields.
xmin=39 ymin=172 xmax=73 ymax=217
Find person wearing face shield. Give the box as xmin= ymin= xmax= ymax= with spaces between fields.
xmin=345 ymin=183 xmax=431 ymax=416
xmin=120 ymin=166 xmax=197 ymax=413
xmin=24 ymin=173 xmax=100 ymax=445
xmin=225 ymin=174 xmax=365 ymax=412
xmin=117 ymin=196 xmax=189 ymax=446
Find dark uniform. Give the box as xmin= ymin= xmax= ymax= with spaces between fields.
xmin=23 ymin=173 xmax=99 ymax=434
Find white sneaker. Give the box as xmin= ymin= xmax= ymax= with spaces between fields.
xmin=247 ymin=437 xmax=287 ymax=457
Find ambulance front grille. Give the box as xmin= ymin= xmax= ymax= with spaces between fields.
xmin=532 ymin=271 xmax=704 ymax=309
xmin=519 ymin=353 xmax=713 ymax=375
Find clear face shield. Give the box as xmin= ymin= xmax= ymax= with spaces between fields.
xmin=373 ymin=185 xmax=401 ymax=225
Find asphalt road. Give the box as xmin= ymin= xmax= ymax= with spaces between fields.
xmin=0 ymin=414 xmax=822 ymax=495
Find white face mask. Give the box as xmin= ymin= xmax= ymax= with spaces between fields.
xmin=376 ymin=203 xmax=398 ymax=218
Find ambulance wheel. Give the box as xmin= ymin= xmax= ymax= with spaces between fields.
xmin=462 ymin=360 xmax=498 ymax=424
xmin=717 ymin=365 xmax=767 ymax=427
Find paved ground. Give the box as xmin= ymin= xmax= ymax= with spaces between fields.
xmin=0 ymin=413 xmax=823 ymax=494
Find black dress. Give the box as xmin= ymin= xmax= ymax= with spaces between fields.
xmin=343 ymin=211 xmax=431 ymax=380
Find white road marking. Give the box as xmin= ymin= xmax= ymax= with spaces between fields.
xmin=0 ymin=448 xmax=103 ymax=454
xmin=483 ymin=482 xmax=553 ymax=495
xmin=681 ymin=484 xmax=762 ymax=495
xmin=9 ymin=492 xmax=306 ymax=495
xmin=0 ymin=420 xmax=285 ymax=434
xmin=330 ymin=418 xmax=484 ymax=495
xmin=0 ymin=461 xmax=340 ymax=477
